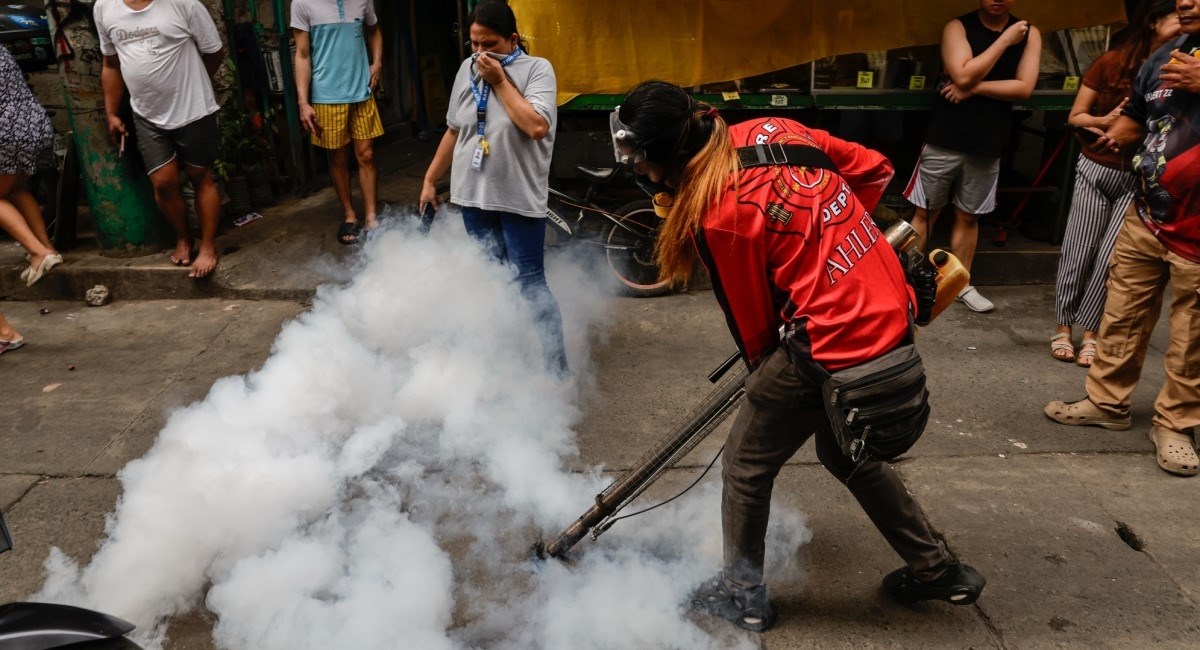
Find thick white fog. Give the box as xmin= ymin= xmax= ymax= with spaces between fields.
xmin=36 ymin=215 xmax=810 ymax=649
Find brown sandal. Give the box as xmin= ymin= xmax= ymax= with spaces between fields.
xmin=1147 ymin=426 xmax=1199 ymax=476
xmin=1050 ymin=333 xmax=1075 ymax=362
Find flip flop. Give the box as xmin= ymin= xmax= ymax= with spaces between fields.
xmin=1076 ymin=338 xmax=1097 ymax=368
xmin=0 ymin=337 xmax=25 ymax=356
xmin=1050 ymin=333 xmax=1075 ymax=362
xmin=22 ymin=253 xmax=63 ymax=287
xmin=337 ymin=221 xmax=362 ymax=245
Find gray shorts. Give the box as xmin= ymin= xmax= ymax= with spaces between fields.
xmin=903 ymin=144 xmax=1000 ymax=215
xmin=132 ymin=112 xmax=219 ymax=175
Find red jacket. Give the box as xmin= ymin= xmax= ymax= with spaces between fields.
xmin=695 ymin=117 xmax=914 ymax=371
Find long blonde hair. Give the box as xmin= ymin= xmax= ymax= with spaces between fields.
xmin=654 ymin=114 xmax=739 ymax=285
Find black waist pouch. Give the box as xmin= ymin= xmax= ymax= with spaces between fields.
xmin=817 ymin=343 xmax=930 ymax=463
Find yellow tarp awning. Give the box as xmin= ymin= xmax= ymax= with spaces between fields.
xmin=511 ymin=1 xmax=1127 ymax=99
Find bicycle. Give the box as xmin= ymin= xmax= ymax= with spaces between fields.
xmin=545 ymin=165 xmax=671 ymax=297
xmin=428 ymin=165 xmax=671 ymax=297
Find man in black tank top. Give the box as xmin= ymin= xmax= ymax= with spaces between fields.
xmin=903 ymin=0 xmax=1042 ymax=313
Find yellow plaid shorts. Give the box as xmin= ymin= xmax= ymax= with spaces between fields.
xmin=310 ymin=96 xmax=384 ymax=149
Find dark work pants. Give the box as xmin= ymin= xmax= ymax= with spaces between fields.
xmin=721 ymin=347 xmax=953 ymax=589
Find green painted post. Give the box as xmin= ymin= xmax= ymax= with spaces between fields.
xmin=274 ymin=0 xmax=307 ymax=187
xmin=46 ymin=5 xmax=169 ymax=257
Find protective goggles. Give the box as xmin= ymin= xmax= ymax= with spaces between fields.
xmin=610 ymin=107 xmax=646 ymax=165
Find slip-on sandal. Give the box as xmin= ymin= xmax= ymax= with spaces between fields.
xmin=1044 ymin=398 xmax=1131 ymax=430
xmin=1075 ymin=338 xmax=1098 ymax=368
xmin=0 ymin=337 xmax=25 ymax=356
xmin=22 ymin=253 xmax=63 ymax=287
xmin=1050 ymin=333 xmax=1075 ymax=362
xmin=1147 ymin=426 xmax=1199 ymax=476
xmin=337 ymin=221 xmax=362 ymax=245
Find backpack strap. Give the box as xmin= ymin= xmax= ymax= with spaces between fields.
xmin=736 ymin=143 xmax=841 ymax=175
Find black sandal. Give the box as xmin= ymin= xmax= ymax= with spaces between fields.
xmin=883 ymin=561 xmax=986 ymax=605
xmin=337 ymin=221 xmax=362 ymax=245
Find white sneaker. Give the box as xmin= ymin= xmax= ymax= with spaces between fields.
xmin=956 ymin=286 xmax=994 ymax=313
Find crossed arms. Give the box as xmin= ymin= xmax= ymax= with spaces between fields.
xmin=938 ymin=17 xmax=1042 ymax=104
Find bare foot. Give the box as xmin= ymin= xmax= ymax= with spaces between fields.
xmin=189 ymin=244 xmax=219 ymax=279
xmin=0 ymin=326 xmax=19 ymax=342
xmin=170 ymin=239 xmax=193 ymax=266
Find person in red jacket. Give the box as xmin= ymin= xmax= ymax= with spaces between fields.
xmin=613 ymin=81 xmax=985 ymax=632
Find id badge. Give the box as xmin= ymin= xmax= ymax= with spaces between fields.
xmin=471 ymin=144 xmax=485 ymax=170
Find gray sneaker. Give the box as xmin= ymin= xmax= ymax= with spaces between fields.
xmin=956 ymin=286 xmax=994 ymax=313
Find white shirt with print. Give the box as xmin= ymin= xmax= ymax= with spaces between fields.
xmin=94 ymin=0 xmax=222 ymax=129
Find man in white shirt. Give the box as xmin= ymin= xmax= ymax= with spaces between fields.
xmin=95 ymin=0 xmax=225 ymax=278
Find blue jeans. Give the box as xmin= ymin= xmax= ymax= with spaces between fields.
xmin=461 ymin=206 xmax=568 ymax=375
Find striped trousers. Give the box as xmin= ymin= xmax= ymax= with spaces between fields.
xmin=1054 ymin=155 xmax=1136 ymax=331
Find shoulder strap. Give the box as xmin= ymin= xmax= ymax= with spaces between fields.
xmin=736 ymin=143 xmax=840 ymax=175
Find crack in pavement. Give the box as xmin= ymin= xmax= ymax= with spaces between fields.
xmin=80 ymin=313 xmax=240 ymax=476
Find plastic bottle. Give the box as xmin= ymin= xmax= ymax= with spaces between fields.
xmin=929 ymin=249 xmax=969 ymax=321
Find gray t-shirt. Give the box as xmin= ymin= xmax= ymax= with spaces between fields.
xmin=446 ymin=52 xmax=556 ymax=218
xmin=94 ymin=0 xmax=221 ymax=130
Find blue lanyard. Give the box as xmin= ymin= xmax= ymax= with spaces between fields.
xmin=469 ymin=49 xmax=522 ymax=139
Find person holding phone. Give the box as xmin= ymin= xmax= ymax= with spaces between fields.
xmin=1052 ymin=0 xmax=1180 ymax=367
xmin=418 ymin=1 xmax=566 ymax=377
xmin=95 ymin=0 xmax=225 ymax=278
xmin=1046 ymin=0 xmax=1200 ymax=477
xmin=291 ymin=0 xmax=384 ymax=246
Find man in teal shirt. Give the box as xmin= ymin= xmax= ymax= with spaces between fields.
xmin=291 ymin=0 xmax=383 ymax=244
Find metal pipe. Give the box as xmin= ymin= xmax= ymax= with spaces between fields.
xmin=540 ymin=360 xmax=748 ymax=559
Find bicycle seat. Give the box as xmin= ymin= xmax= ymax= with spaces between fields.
xmin=576 ymin=166 xmax=619 ymax=184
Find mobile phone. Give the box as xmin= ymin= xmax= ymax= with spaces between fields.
xmin=419 ymin=202 xmax=436 ymax=234
xmin=1074 ymin=125 xmax=1103 ymax=143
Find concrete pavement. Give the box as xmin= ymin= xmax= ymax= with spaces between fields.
xmin=1 ymin=282 xmax=1195 ymax=648
xmin=0 ymin=138 xmax=440 ymax=302
xmin=0 ymin=132 xmax=1192 ymax=649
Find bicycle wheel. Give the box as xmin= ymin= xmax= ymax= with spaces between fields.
xmin=604 ymin=199 xmax=673 ymax=297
